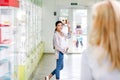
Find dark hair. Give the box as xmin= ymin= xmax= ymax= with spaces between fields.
xmin=55 ymin=21 xmax=63 ymax=31
xmin=55 ymin=21 xmax=63 ymax=26
xmin=76 ymin=25 xmax=81 ymax=28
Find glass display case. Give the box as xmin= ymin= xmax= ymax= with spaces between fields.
xmin=0 ymin=0 xmax=43 ymax=80
xmin=16 ymin=0 xmax=43 ymax=80
xmin=0 ymin=6 xmax=17 ymax=80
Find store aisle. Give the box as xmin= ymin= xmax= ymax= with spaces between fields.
xmin=32 ymin=53 xmax=81 ymax=80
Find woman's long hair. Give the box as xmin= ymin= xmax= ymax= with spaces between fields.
xmin=54 ymin=21 xmax=63 ymax=32
xmin=89 ymin=0 xmax=120 ymax=70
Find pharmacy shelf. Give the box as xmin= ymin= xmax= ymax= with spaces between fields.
xmin=0 ymin=6 xmax=16 ymax=80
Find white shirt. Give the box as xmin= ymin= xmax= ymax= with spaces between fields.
xmin=81 ymin=46 xmax=120 ymax=80
xmin=53 ymin=31 xmax=71 ymax=59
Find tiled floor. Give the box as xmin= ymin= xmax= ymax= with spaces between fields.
xmin=32 ymin=53 xmax=82 ymax=80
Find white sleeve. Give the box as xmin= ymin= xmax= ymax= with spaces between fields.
xmin=81 ymin=52 xmax=94 ymax=80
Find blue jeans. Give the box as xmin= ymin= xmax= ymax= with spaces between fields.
xmin=51 ymin=52 xmax=64 ymax=79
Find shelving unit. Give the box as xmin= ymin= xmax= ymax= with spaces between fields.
xmin=0 ymin=0 xmax=43 ymax=80
xmin=16 ymin=0 xmax=43 ymax=80
xmin=0 ymin=6 xmax=17 ymax=80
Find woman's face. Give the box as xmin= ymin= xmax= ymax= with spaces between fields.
xmin=56 ymin=23 xmax=63 ymax=32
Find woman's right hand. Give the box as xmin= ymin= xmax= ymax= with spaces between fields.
xmin=61 ymin=48 xmax=68 ymax=54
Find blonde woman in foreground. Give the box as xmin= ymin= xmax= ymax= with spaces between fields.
xmin=81 ymin=0 xmax=120 ymax=80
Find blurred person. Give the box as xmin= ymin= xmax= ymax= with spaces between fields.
xmin=75 ymin=24 xmax=82 ymax=35
xmin=81 ymin=0 xmax=120 ymax=80
xmin=76 ymin=25 xmax=83 ymax=47
xmin=45 ymin=21 xmax=71 ymax=80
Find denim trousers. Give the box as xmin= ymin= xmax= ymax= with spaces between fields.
xmin=51 ymin=51 xmax=64 ymax=79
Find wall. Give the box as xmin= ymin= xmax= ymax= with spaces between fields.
xmin=42 ymin=0 xmax=56 ymax=53
xmin=42 ymin=0 xmax=103 ymax=53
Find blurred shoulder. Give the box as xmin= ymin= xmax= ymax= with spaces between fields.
xmin=81 ymin=45 xmax=105 ymax=61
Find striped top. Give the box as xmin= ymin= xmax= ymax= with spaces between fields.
xmin=53 ymin=31 xmax=71 ymax=59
